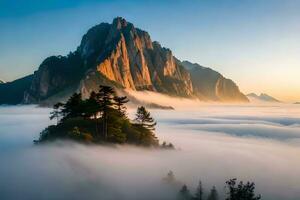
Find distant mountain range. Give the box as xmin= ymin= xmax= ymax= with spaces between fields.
xmin=247 ymin=93 xmax=281 ymax=103
xmin=0 ymin=17 xmax=248 ymax=105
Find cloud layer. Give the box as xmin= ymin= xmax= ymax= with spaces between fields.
xmin=1 ymin=104 xmax=300 ymax=200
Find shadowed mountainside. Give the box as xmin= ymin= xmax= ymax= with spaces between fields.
xmin=181 ymin=61 xmax=248 ymax=102
xmin=0 ymin=75 xmax=33 ymax=105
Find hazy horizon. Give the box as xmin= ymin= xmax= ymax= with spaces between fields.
xmin=0 ymin=0 xmax=300 ymax=102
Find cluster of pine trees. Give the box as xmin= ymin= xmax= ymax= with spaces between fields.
xmin=37 ymin=85 xmax=170 ymax=147
xmin=163 ymin=171 xmax=261 ymax=200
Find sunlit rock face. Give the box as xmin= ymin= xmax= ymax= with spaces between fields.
xmin=2 ymin=17 xmax=248 ymax=104
xmin=78 ymin=17 xmax=193 ymax=97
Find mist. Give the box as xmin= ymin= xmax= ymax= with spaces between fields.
xmin=1 ymin=104 xmax=300 ymax=200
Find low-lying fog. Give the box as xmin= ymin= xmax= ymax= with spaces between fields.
xmin=1 ymin=103 xmax=300 ymax=200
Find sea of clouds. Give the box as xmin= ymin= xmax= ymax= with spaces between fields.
xmin=1 ymin=102 xmax=300 ymax=200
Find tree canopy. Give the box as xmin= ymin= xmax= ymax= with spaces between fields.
xmin=37 ymin=85 xmax=161 ymax=147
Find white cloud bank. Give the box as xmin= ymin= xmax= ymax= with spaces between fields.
xmin=1 ymin=104 xmax=300 ymax=200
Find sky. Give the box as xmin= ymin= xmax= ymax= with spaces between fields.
xmin=0 ymin=0 xmax=299 ymax=102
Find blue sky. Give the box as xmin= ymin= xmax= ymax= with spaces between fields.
xmin=0 ymin=0 xmax=299 ymax=101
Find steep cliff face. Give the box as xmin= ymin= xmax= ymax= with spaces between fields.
xmin=77 ymin=17 xmax=193 ymax=98
xmin=181 ymin=61 xmax=248 ymax=102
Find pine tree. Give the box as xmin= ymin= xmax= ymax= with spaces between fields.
xmin=97 ymin=85 xmax=116 ymax=139
xmin=85 ymin=91 xmax=101 ymax=136
xmin=85 ymin=92 xmax=99 ymax=117
xmin=179 ymin=184 xmax=191 ymax=200
xmin=134 ymin=106 xmax=158 ymax=146
xmin=60 ymin=92 xmax=84 ymax=120
xmin=135 ymin=106 xmax=156 ymax=131
xmin=194 ymin=181 xmax=204 ymax=200
xmin=207 ymin=186 xmax=218 ymax=200
xmin=114 ymin=96 xmax=129 ymax=116
xmin=97 ymin=85 xmax=115 ymax=108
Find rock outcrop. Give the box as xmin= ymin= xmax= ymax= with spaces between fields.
xmin=1 ymin=17 xmax=248 ymax=105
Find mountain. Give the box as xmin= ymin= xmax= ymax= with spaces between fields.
xmin=0 ymin=80 xmax=4 ymax=84
xmin=0 ymin=75 xmax=33 ymax=104
xmin=247 ymin=93 xmax=281 ymax=103
xmin=1 ymin=17 xmax=248 ymax=105
xmin=23 ymin=17 xmax=194 ymax=104
xmin=181 ymin=61 xmax=248 ymax=102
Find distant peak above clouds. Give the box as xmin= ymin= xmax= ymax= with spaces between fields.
xmin=247 ymin=93 xmax=281 ymax=103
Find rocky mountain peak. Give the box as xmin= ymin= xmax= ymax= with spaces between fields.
xmin=78 ymin=17 xmax=193 ymax=97
xmin=0 ymin=17 xmax=249 ymax=105
xmin=112 ymin=17 xmax=129 ymax=29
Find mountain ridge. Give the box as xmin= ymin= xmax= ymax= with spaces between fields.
xmin=181 ymin=61 xmax=248 ymax=102
xmin=0 ymin=75 xmax=33 ymax=105
xmin=0 ymin=17 xmax=248 ymax=105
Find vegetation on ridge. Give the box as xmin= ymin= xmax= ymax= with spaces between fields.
xmin=36 ymin=85 xmax=173 ymax=148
